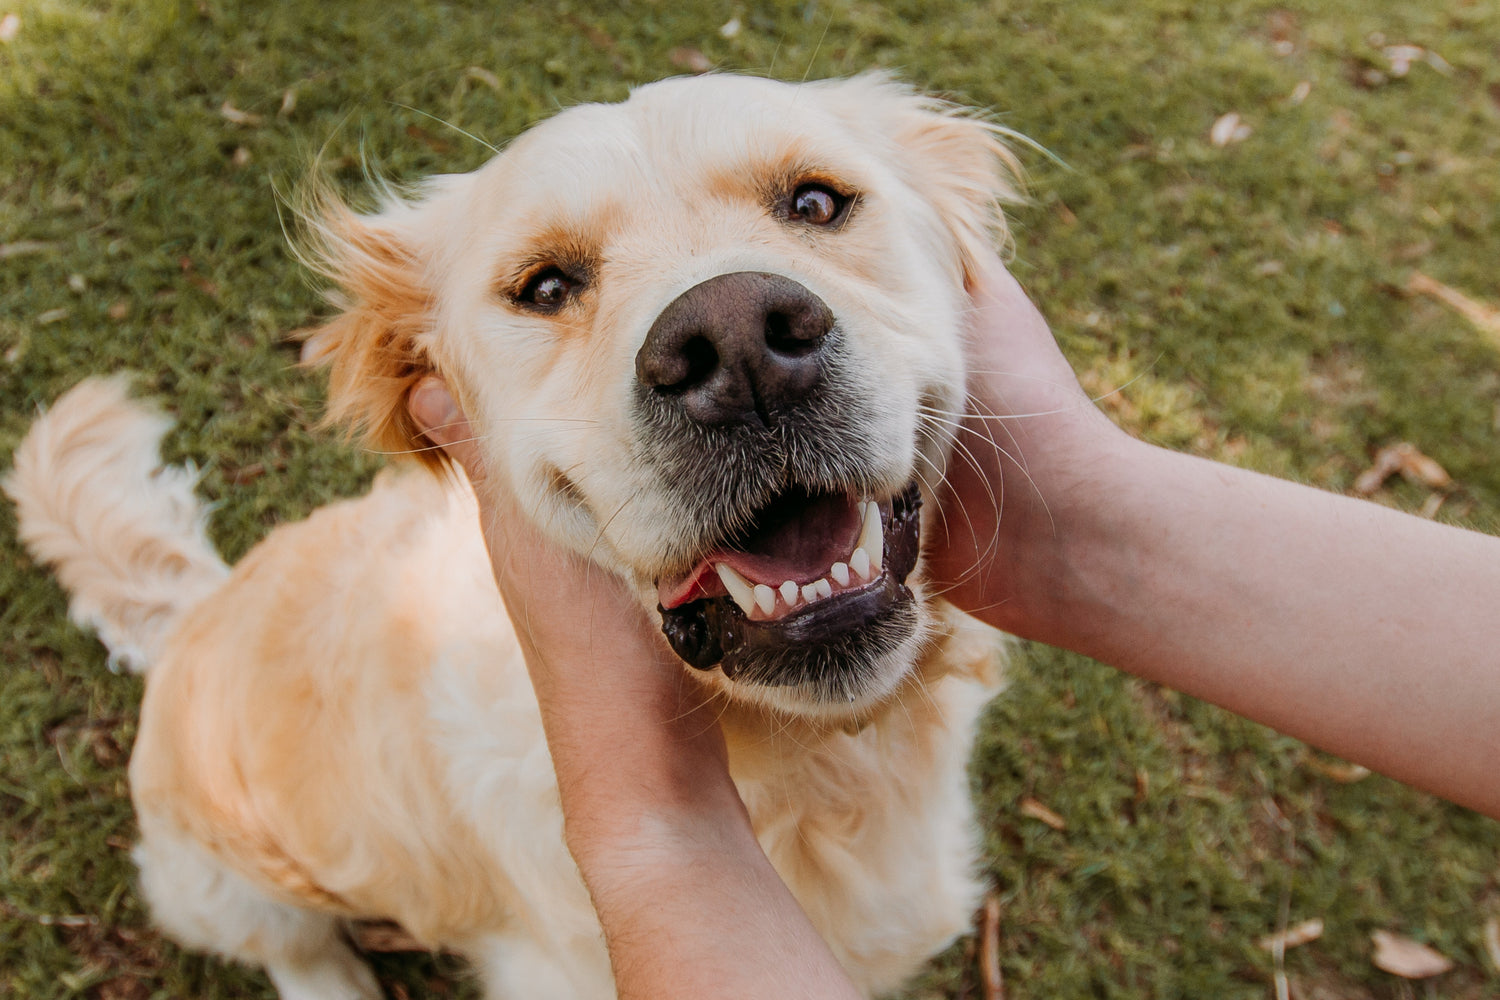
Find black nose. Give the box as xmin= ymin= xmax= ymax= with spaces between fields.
xmin=635 ymin=271 xmax=835 ymax=426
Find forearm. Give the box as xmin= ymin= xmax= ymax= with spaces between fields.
xmin=1002 ymin=437 xmax=1500 ymax=817
xmin=576 ymin=810 xmax=863 ymax=1000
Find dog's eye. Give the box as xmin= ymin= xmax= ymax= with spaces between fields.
xmin=518 ymin=267 xmax=581 ymax=310
xmin=789 ymin=184 xmax=848 ymax=226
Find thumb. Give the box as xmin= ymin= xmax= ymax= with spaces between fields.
xmin=407 ymin=376 xmax=484 ymax=477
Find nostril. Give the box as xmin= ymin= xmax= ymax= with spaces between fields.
xmin=765 ymin=309 xmax=825 ymax=357
xmin=658 ymin=335 xmax=718 ymax=394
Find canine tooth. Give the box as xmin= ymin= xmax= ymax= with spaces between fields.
xmin=831 ymin=561 xmax=850 ymax=587
xmin=857 ymin=500 xmax=868 ymax=518
xmin=801 ymin=582 xmax=819 ymax=603
xmin=856 ymin=500 xmax=882 ymax=568
xmin=780 ymin=580 xmax=799 ymax=606
xmin=753 ymin=584 xmax=776 ymax=616
xmin=715 ymin=563 xmax=758 ymax=616
xmin=814 ymin=578 xmax=833 ymax=599
xmin=850 ymin=547 xmax=871 ymax=581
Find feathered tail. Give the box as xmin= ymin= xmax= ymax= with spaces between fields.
xmin=4 ymin=377 xmax=229 ymax=672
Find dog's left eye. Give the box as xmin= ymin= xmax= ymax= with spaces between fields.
xmin=789 ymin=184 xmax=849 ymax=226
xmin=518 ymin=267 xmax=581 ymax=310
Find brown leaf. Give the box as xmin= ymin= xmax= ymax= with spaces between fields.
xmin=219 ymin=101 xmax=263 ymax=126
xmin=1483 ymin=917 xmax=1500 ymax=973
xmin=979 ymin=893 xmax=1005 ymax=1000
xmin=1353 ymin=442 xmax=1452 ymax=495
xmin=1370 ymin=930 xmax=1453 ymax=979
xmin=0 ymin=239 xmax=56 ymax=259
xmin=1306 ymin=755 xmax=1371 ymax=784
xmin=669 ymin=46 xmax=712 ymax=73
xmin=350 ymin=920 xmax=427 ymax=953
xmin=1019 ymin=796 xmax=1067 ymax=831
xmin=1210 ymin=112 xmax=1252 ymax=147
xmin=1407 ymin=270 xmax=1500 ymax=344
xmin=405 ymin=124 xmax=453 ymax=154
xmin=1259 ymin=917 xmax=1324 ymax=951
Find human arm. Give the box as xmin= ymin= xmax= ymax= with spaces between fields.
xmin=406 ymin=379 xmax=862 ymax=1000
xmin=932 ymin=256 xmax=1500 ymax=819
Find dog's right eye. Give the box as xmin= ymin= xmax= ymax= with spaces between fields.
xmin=518 ymin=267 xmax=581 ymax=310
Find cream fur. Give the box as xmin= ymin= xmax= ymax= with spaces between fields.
xmin=6 ymin=73 xmax=1017 ymax=998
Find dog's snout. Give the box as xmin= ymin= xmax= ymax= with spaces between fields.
xmin=635 ymin=271 xmax=834 ymax=426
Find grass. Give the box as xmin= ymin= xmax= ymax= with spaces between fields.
xmin=2 ymin=0 xmax=1498 ymax=997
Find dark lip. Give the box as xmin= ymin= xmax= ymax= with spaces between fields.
xmin=657 ymin=480 xmax=923 ymax=679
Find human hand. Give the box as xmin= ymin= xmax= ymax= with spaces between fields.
xmin=926 ymin=254 xmax=1130 ymax=638
xmin=405 ymin=378 xmax=738 ymax=858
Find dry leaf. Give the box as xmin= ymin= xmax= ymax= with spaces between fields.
xmin=1019 ymin=796 xmax=1067 ymax=831
xmin=1384 ymin=44 xmax=1425 ymax=77
xmin=1483 ymin=917 xmax=1500 ymax=973
xmin=1210 ymin=112 xmax=1252 ymax=147
xmin=0 ymin=12 xmax=19 ymax=42
xmin=720 ymin=17 xmax=742 ymax=39
xmin=219 ymin=101 xmax=263 ymax=126
xmin=979 ymin=893 xmax=1004 ymax=1000
xmin=1259 ymin=918 xmax=1325 ymax=952
xmin=350 ymin=920 xmax=427 ymax=952
xmin=1307 ymin=756 xmax=1372 ymax=784
xmin=1371 ymin=930 xmax=1453 ymax=979
xmin=0 ymin=240 xmax=55 ymax=259
xmin=230 ymin=146 xmax=251 ymax=168
xmin=1352 ymin=442 xmax=1452 ymax=495
xmin=669 ymin=46 xmax=712 ymax=73
xmin=279 ymin=89 xmax=297 ymax=117
xmin=1289 ymin=80 xmax=1312 ymax=105
xmin=405 ymin=124 xmax=453 ymax=154
xmin=1407 ymin=271 xmax=1500 ymax=343
xmin=37 ymin=308 xmax=71 ymax=325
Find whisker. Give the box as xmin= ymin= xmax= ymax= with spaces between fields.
xmin=389 ymin=102 xmax=500 ymax=154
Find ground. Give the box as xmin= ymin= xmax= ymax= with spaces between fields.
xmin=2 ymin=1 xmax=1498 ymax=998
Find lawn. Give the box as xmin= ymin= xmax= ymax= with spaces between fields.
xmin=2 ymin=1 xmax=1498 ymax=998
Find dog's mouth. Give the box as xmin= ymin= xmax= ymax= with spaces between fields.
xmin=655 ymin=480 xmax=922 ymax=681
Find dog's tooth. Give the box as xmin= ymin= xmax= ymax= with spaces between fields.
xmin=715 ymin=563 xmax=758 ymax=617
xmin=857 ymin=500 xmax=868 ymax=519
xmin=814 ymin=578 xmax=833 ymax=600
xmin=801 ymin=582 xmax=819 ymax=603
xmin=830 ymin=561 xmax=850 ymax=587
xmin=753 ymin=584 xmax=776 ymax=616
xmin=856 ymin=500 xmax=882 ymax=566
xmin=850 ymin=547 xmax=872 ymax=581
xmin=780 ymin=580 xmax=800 ymax=607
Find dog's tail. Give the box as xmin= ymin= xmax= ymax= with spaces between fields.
xmin=4 ymin=377 xmax=229 ymax=673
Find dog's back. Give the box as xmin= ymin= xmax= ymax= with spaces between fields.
xmin=4 ymin=377 xmax=228 ymax=672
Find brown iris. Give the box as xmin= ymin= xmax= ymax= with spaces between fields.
xmin=789 ymin=184 xmax=848 ymax=226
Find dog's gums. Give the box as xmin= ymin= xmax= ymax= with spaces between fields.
xmin=658 ymin=481 xmax=922 ymax=678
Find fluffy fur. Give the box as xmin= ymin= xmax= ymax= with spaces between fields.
xmin=6 ymin=73 xmax=1019 ymax=998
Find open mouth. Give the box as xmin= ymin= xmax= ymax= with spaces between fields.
xmin=656 ymin=480 xmax=922 ymax=680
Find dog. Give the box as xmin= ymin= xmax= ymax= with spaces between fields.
xmin=6 ymin=73 xmax=1020 ymax=998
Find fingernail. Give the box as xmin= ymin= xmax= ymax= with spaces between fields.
xmin=409 ymin=377 xmax=461 ymax=440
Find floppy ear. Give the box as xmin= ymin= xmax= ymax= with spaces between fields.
xmin=295 ymin=180 xmax=446 ymax=470
xmin=843 ymin=74 xmax=1026 ymax=289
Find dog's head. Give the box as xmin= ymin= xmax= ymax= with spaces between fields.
xmin=302 ymin=73 xmax=1020 ymax=718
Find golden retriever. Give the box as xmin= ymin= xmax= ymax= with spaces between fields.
xmin=7 ymin=73 xmax=1019 ymax=998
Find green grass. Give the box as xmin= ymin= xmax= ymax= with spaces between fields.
xmin=3 ymin=1 xmax=1498 ymax=997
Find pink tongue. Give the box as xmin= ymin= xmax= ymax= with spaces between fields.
xmin=659 ymin=491 xmax=862 ymax=609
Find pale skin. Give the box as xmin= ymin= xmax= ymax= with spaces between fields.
xmin=407 ymin=253 xmax=1500 ymax=997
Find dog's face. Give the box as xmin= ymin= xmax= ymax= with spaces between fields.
xmin=304 ymin=74 xmax=1018 ymax=718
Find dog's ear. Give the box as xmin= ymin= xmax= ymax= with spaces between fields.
xmin=295 ymin=179 xmax=448 ymax=470
xmin=838 ymin=74 xmax=1026 ymax=289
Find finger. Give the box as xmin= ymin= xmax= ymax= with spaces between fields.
xmin=408 ymin=376 xmax=484 ymax=475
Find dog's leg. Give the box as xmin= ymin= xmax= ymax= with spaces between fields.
xmin=470 ymin=932 xmax=615 ymax=1000
xmin=133 ymin=821 xmax=380 ymax=1000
